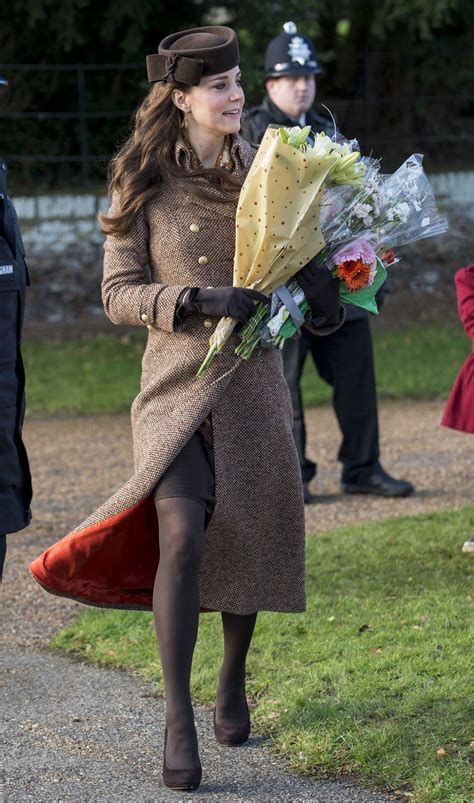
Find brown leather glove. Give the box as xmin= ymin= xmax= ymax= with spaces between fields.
xmin=297 ymin=257 xmax=341 ymax=326
xmin=178 ymin=286 xmax=269 ymax=324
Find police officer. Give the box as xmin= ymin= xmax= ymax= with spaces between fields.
xmin=242 ymin=23 xmax=414 ymax=502
xmin=0 ymin=72 xmax=32 ymax=578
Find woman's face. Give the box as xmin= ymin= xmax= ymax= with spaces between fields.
xmin=178 ymin=66 xmax=244 ymax=136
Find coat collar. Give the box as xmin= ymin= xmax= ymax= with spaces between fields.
xmin=168 ymin=134 xmax=256 ymax=218
xmin=174 ymin=133 xmax=252 ymax=173
xmin=261 ymin=96 xmax=335 ymax=135
xmin=261 ymin=96 xmax=299 ymax=126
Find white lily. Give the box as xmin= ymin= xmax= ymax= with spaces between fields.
xmin=310 ymin=134 xmax=335 ymax=158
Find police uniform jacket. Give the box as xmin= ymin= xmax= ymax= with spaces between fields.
xmin=242 ymin=95 xmax=334 ymax=146
xmin=0 ymin=158 xmax=32 ymax=534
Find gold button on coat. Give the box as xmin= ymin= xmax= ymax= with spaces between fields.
xmin=203 ymin=319 xmax=213 ymax=329
xmin=198 ymin=255 xmax=208 ymax=265
xmin=141 ymin=313 xmax=150 ymax=323
xmin=147 ymin=324 xmax=153 ymax=331
xmin=190 ymin=223 xmax=200 ymax=233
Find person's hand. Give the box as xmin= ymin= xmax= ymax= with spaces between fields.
xmin=375 ymin=280 xmax=388 ymax=312
xmin=297 ymin=257 xmax=341 ymax=325
xmin=195 ymin=287 xmax=269 ymax=323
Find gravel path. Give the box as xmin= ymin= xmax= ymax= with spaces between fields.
xmin=303 ymin=399 xmax=472 ymax=532
xmin=1 ymin=400 xmax=470 ymax=801
xmin=1 ymin=648 xmax=391 ymax=802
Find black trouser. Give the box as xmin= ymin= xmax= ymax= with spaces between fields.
xmin=0 ymin=289 xmax=32 ymax=534
xmin=282 ymin=316 xmax=380 ymax=484
xmin=0 ymin=534 xmax=5 ymax=580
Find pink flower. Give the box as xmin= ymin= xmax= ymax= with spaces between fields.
xmin=332 ymin=239 xmax=378 ymax=291
xmin=332 ymin=239 xmax=376 ymax=267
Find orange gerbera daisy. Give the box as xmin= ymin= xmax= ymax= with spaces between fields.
xmin=336 ymin=258 xmax=371 ymax=291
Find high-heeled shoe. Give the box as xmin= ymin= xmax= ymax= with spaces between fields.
xmin=162 ymin=727 xmax=202 ymax=791
xmin=213 ymin=700 xmax=251 ymax=746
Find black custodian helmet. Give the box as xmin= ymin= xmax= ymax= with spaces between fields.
xmin=264 ymin=21 xmax=322 ymax=80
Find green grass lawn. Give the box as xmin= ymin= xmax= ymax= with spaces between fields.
xmin=23 ymin=332 xmax=145 ymax=416
xmin=301 ymin=324 xmax=470 ymax=408
xmin=53 ymin=507 xmax=474 ymax=802
xmin=23 ymin=324 xmax=469 ymax=416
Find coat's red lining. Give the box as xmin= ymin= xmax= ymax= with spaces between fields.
xmin=30 ymin=497 xmax=160 ymax=609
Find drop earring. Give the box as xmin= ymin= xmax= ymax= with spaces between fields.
xmin=181 ymin=111 xmax=188 ymax=129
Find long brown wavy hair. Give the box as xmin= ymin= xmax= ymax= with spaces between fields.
xmin=100 ymin=81 xmax=242 ymax=236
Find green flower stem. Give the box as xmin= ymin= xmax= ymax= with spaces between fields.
xmin=239 ymin=302 xmax=269 ymax=339
xmin=235 ymin=302 xmax=270 ymax=360
xmin=235 ymin=330 xmax=261 ymax=360
xmin=235 ymin=286 xmax=313 ymax=360
xmin=196 ymin=343 xmax=218 ymax=377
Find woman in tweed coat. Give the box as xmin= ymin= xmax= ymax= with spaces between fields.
xmin=30 ymin=27 xmax=343 ymax=791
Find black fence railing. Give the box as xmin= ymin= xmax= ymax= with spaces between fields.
xmin=1 ymin=61 xmax=473 ymax=189
xmin=0 ymin=62 xmax=143 ymax=188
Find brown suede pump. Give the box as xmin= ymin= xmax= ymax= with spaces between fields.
xmin=162 ymin=728 xmax=202 ymax=791
xmin=212 ymin=703 xmax=251 ymax=746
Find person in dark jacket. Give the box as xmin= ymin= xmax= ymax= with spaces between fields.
xmin=242 ymin=22 xmax=414 ymax=502
xmin=0 ymin=72 xmax=32 ymax=578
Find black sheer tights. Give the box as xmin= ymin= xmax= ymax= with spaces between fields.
xmin=216 ymin=611 xmax=256 ymax=724
xmin=153 ymin=498 xmax=204 ymax=770
xmin=153 ymin=497 xmax=257 ymax=770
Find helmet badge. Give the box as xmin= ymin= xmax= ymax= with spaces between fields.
xmin=288 ymin=36 xmax=311 ymax=66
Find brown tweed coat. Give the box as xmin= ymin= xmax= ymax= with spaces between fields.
xmin=30 ymin=133 xmax=333 ymax=615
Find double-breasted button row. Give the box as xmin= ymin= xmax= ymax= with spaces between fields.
xmin=191 ymin=225 xmax=209 ymax=309
xmin=189 ymin=223 xmax=208 ymax=265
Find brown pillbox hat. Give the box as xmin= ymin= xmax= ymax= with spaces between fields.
xmin=147 ymin=26 xmax=239 ymax=86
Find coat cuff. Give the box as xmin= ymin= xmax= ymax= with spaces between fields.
xmin=304 ymin=303 xmax=346 ymax=336
xmin=139 ymin=285 xmax=186 ymax=334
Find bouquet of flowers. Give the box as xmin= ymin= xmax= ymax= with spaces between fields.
xmin=235 ymin=149 xmax=448 ymax=359
xmin=197 ymin=126 xmax=448 ymax=374
xmin=197 ymin=126 xmax=365 ymax=376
